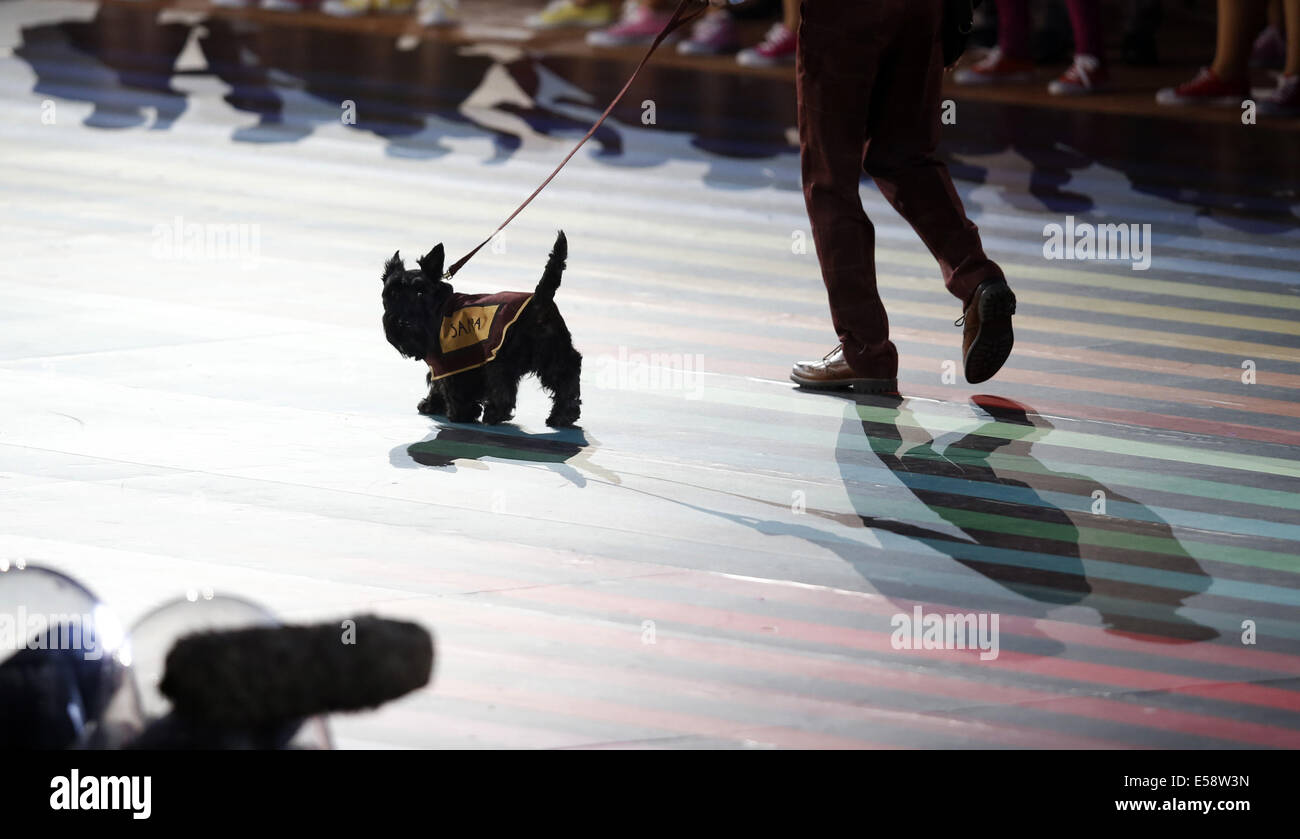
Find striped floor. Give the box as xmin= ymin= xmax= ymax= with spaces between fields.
xmin=1 ymin=0 xmax=1298 ymax=748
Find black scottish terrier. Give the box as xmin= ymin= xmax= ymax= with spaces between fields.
xmin=381 ymin=231 xmax=581 ymax=427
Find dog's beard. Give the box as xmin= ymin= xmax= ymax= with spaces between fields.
xmin=382 ymin=309 xmax=432 ymax=359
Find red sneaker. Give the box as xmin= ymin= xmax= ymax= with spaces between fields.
xmin=737 ymin=23 xmax=796 ymax=67
xmin=1156 ymin=67 xmax=1250 ymax=107
xmin=1048 ymin=54 xmax=1108 ymax=96
xmin=953 ymin=47 xmax=1035 ymax=85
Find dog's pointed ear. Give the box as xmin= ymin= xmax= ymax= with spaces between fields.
xmin=417 ymin=243 xmax=445 ymax=279
xmin=383 ymin=251 xmax=404 ymax=283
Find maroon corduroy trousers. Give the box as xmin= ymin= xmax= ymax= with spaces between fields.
xmin=797 ymin=0 xmax=1006 ymax=378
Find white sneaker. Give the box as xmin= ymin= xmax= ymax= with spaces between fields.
xmin=1258 ymin=74 xmax=1300 ymax=116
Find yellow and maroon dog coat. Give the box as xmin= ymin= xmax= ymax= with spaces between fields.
xmin=424 ymin=291 xmax=533 ymax=380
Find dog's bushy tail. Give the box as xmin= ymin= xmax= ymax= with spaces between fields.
xmin=534 ymin=231 xmax=567 ymax=303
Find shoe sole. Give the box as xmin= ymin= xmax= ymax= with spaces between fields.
xmin=737 ymin=53 xmax=795 ymax=68
xmin=963 ymin=284 xmax=1016 ymax=384
xmin=954 ymin=73 xmax=1034 ymax=86
xmin=1048 ymin=83 xmax=1106 ymax=96
xmin=677 ymin=42 xmax=739 ymax=56
xmin=790 ymin=373 xmax=898 ymax=394
xmin=588 ymin=32 xmax=682 ymax=47
xmin=321 ymin=7 xmax=412 ymax=15
xmin=528 ymin=18 xmax=613 ymax=29
xmin=1155 ymin=92 xmax=1245 ymax=107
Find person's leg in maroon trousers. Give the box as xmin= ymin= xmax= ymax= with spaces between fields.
xmin=792 ymin=0 xmax=1007 ymax=387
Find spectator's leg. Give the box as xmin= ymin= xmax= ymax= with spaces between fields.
xmin=863 ymin=2 xmax=1004 ymax=308
xmin=1211 ymin=0 xmax=1270 ymax=81
xmin=997 ymin=0 xmax=1033 ymax=60
xmin=1251 ymin=1 xmax=1286 ymax=68
xmin=1285 ymin=0 xmax=1300 ymax=75
xmin=1065 ymin=0 xmax=1104 ymax=59
xmin=1257 ymin=0 xmax=1300 ymax=111
xmin=797 ymin=2 xmax=898 ymax=378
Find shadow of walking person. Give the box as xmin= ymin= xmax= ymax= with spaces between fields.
xmin=856 ymin=395 xmax=1091 ymax=606
xmin=645 ymin=390 xmax=1219 ymax=650
xmin=843 ymin=393 xmax=1218 ymax=643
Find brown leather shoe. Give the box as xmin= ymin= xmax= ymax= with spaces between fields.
xmin=790 ymin=345 xmax=898 ymax=393
xmin=960 ymin=279 xmax=1017 ymax=384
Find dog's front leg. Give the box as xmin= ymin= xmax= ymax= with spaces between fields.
xmin=417 ymin=371 xmax=447 ymax=416
xmin=441 ymin=375 xmax=483 ymax=423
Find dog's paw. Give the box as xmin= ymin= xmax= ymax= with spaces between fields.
xmin=447 ymin=404 xmax=483 ymax=424
xmin=417 ymin=397 xmax=446 ymax=416
xmin=482 ymin=408 xmax=515 ymax=425
xmin=545 ymin=406 xmax=580 ymax=428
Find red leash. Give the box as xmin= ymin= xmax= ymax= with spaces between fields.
xmin=443 ymin=0 xmax=708 ymax=279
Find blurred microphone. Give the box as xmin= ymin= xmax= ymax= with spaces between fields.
xmin=153 ymin=615 xmax=434 ymax=731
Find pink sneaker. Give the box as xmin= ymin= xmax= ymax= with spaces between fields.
xmin=586 ymin=3 xmax=677 ymax=48
xmin=677 ymin=10 xmax=739 ymax=56
xmin=737 ymin=23 xmax=796 ymax=67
